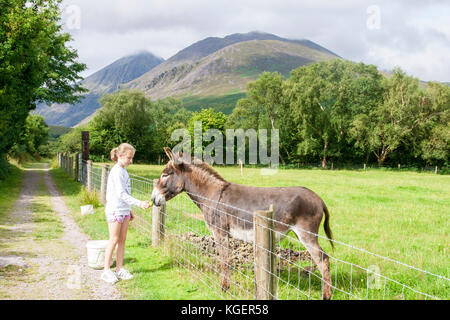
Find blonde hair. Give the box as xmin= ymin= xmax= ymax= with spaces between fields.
xmin=110 ymin=143 xmax=136 ymax=162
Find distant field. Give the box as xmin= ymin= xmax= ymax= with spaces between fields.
xmin=124 ymin=164 xmax=449 ymax=299
xmin=180 ymin=92 xmax=246 ymax=115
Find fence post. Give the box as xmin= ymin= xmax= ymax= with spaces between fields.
xmin=435 ymin=166 xmax=438 ymax=174
xmin=152 ymin=204 xmax=166 ymax=247
xmin=253 ymin=204 xmax=277 ymax=300
xmin=87 ymin=160 xmax=93 ymax=192
xmin=100 ymin=164 xmax=109 ymax=204
xmin=63 ymin=153 xmax=66 ymax=172
xmin=74 ymin=153 xmax=79 ymax=182
xmin=152 ymin=179 xmax=166 ymax=247
xmin=69 ymin=155 xmax=73 ymax=178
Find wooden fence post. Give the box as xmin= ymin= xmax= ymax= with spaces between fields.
xmin=74 ymin=153 xmax=79 ymax=182
xmin=253 ymin=204 xmax=277 ymax=300
xmin=435 ymin=166 xmax=438 ymax=174
xmin=152 ymin=179 xmax=166 ymax=247
xmin=87 ymin=160 xmax=93 ymax=192
xmin=68 ymin=155 xmax=73 ymax=178
xmin=100 ymin=164 xmax=109 ymax=204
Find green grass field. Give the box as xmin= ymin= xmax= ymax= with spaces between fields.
xmin=54 ymin=162 xmax=450 ymax=300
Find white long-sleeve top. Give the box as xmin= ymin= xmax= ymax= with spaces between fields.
xmin=105 ymin=164 xmax=142 ymax=215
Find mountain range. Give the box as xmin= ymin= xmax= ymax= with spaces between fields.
xmin=34 ymin=31 xmax=340 ymax=127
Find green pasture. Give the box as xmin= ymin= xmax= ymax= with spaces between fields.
xmin=54 ymin=162 xmax=450 ymax=299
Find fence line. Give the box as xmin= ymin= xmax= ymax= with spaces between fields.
xmin=57 ymin=153 xmax=449 ymax=300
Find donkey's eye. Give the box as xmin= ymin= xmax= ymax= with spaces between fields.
xmin=161 ymin=173 xmax=170 ymax=178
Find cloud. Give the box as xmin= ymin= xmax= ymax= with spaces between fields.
xmin=60 ymin=0 xmax=449 ymax=82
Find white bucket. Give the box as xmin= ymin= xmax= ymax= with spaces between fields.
xmin=86 ymin=240 xmax=114 ymax=269
xmin=80 ymin=205 xmax=94 ymax=215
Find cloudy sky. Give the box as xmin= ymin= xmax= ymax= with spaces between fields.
xmin=60 ymin=0 xmax=450 ymax=82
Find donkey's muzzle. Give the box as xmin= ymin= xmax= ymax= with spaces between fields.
xmin=151 ymin=186 xmax=166 ymax=207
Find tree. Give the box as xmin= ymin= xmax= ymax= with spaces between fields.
xmin=228 ymin=72 xmax=291 ymax=164
xmin=89 ymin=90 xmax=154 ymax=161
xmin=285 ymin=60 xmax=384 ymax=167
xmin=417 ymin=82 xmax=450 ymax=165
xmin=0 ymin=0 xmax=86 ymax=175
xmin=8 ymin=114 xmax=49 ymax=160
xmin=149 ymin=97 xmax=191 ymax=163
xmin=350 ymin=69 xmax=433 ymax=166
xmin=188 ymin=108 xmax=227 ymax=162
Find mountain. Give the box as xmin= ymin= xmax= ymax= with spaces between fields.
xmin=33 ymin=51 xmax=164 ymax=127
xmin=125 ymin=32 xmax=339 ymax=101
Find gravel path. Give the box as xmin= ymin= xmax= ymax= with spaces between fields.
xmin=0 ymin=164 xmax=122 ymax=300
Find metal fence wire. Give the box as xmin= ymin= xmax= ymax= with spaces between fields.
xmin=61 ymin=156 xmax=449 ymax=300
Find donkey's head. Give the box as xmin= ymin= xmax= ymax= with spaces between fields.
xmin=151 ymin=147 xmax=188 ymax=206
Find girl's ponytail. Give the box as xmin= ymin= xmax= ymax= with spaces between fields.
xmin=110 ymin=148 xmax=119 ymax=162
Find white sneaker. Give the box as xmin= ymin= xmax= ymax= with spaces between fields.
xmin=115 ymin=268 xmax=133 ymax=280
xmin=101 ymin=269 xmax=119 ymax=284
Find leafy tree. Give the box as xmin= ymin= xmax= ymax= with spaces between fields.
xmin=228 ymin=72 xmax=292 ymax=164
xmin=417 ymin=82 xmax=450 ymax=165
xmin=58 ymin=126 xmax=85 ymax=153
xmin=350 ymin=69 xmax=440 ymax=166
xmin=285 ymin=60 xmax=384 ymax=167
xmin=0 ymin=0 xmax=86 ymax=175
xmin=188 ymin=108 xmax=227 ymax=161
xmin=8 ymin=114 xmax=49 ymax=160
xmin=89 ymin=90 xmax=153 ymax=161
xmin=150 ymin=97 xmax=191 ymax=162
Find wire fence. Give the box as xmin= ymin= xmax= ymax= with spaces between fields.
xmin=59 ymin=153 xmax=449 ymax=300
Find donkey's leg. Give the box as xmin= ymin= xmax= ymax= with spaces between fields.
xmin=293 ymin=226 xmax=333 ymax=300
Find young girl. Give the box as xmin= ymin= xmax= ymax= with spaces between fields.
xmin=101 ymin=143 xmax=151 ymax=284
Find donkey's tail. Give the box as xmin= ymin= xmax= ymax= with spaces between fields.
xmin=323 ymin=203 xmax=334 ymax=250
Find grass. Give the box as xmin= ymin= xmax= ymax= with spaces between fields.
xmin=50 ymin=167 xmax=217 ymax=299
xmin=30 ymin=168 xmax=64 ymax=240
xmin=51 ymin=162 xmax=450 ymax=299
xmin=0 ymin=163 xmax=24 ymax=220
xmin=126 ymin=164 xmax=449 ymax=299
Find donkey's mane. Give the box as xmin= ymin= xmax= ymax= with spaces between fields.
xmin=191 ymin=159 xmax=227 ymax=183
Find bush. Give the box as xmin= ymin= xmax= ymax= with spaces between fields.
xmin=78 ymin=187 xmax=101 ymax=208
xmin=0 ymin=155 xmax=10 ymax=180
xmin=50 ymin=156 xmax=59 ymax=169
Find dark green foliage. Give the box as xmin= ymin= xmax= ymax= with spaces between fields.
xmin=181 ymin=93 xmax=246 ymax=115
xmin=75 ymin=90 xmax=191 ymax=162
xmin=0 ymin=0 xmax=86 ymax=176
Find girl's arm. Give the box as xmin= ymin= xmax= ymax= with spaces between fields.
xmin=112 ymin=170 xmax=143 ymax=207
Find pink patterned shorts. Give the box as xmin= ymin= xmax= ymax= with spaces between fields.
xmin=106 ymin=213 xmax=130 ymax=224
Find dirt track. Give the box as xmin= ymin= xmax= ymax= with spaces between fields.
xmin=0 ymin=164 xmax=122 ymax=300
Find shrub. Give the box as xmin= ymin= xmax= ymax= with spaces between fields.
xmin=78 ymin=187 xmax=101 ymax=208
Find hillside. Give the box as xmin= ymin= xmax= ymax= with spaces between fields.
xmin=33 ymin=51 xmax=164 ymax=127
xmin=126 ymin=39 xmax=338 ymax=100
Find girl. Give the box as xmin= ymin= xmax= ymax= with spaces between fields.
xmin=101 ymin=143 xmax=151 ymax=284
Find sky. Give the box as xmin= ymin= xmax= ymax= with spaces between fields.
xmin=60 ymin=0 xmax=450 ymax=82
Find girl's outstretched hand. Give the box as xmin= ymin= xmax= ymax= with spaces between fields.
xmin=130 ymin=211 xmax=135 ymax=221
xmin=140 ymin=200 xmax=152 ymax=209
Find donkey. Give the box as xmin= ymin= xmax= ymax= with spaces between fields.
xmin=151 ymin=147 xmax=334 ymax=300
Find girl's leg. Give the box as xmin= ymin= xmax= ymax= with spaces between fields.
xmin=104 ymin=221 xmax=121 ymax=270
xmin=116 ymin=217 xmax=130 ymax=271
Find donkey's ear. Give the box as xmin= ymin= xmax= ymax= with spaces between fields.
xmin=172 ymin=151 xmax=184 ymax=166
xmin=164 ymin=147 xmax=173 ymax=161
